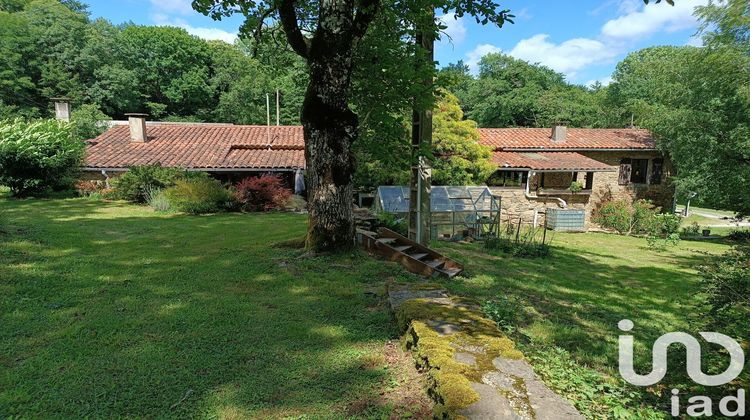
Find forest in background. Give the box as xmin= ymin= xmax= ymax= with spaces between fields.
xmin=1 ymin=0 xmax=749 ymax=213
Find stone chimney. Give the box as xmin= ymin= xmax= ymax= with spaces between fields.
xmin=551 ymin=123 xmax=567 ymax=143
xmin=52 ymin=98 xmax=71 ymax=122
xmin=125 ymin=113 xmax=148 ymax=142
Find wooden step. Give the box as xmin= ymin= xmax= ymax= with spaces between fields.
xmin=360 ymin=227 xmax=464 ymax=278
xmin=425 ymin=259 xmax=445 ymax=269
xmin=443 ymin=267 xmax=462 ymax=277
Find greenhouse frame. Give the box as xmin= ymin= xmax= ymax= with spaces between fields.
xmin=374 ymin=186 xmax=502 ymax=240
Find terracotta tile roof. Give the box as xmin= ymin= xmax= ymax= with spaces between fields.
xmin=85 ymin=124 xmax=305 ymax=170
xmin=478 ymin=128 xmax=655 ymax=150
xmin=491 ymin=151 xmax=616 ymax=172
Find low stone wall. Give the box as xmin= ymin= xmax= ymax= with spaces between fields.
xmin=389 ymin=283 xmax=582 ymax=419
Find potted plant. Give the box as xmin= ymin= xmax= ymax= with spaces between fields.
xmin=569 ymin=181 xmax=584 ymax=194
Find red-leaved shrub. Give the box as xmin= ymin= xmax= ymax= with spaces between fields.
xmin=234 ymin=175 xmax=291 ymax=211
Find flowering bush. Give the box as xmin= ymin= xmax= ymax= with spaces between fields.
xmin=0 ymin=119 xmax=84 ymax=196
xmin=234 ymin=175 xmax=291 ymax=211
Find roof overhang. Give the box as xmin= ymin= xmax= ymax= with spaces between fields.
xmin=499 ymin=148 xmax=658 ymax=152
xmin=491 ymin=151 xmax=617 ymax=172
xmin=82 ymin=167 xmax=299 ymax=172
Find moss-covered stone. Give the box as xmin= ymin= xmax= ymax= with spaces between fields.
xmin=396 ymin=296 xmax=524 ymax=417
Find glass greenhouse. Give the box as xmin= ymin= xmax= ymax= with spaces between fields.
xmin=374 ymin=186 xmax=502 ymax=239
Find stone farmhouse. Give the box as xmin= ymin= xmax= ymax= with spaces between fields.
xmin=83 ymin=114 xmax=674 ymax=230
xmin=479 ymin=125 xmax=675 ymax=227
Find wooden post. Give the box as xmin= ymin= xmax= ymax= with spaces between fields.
xmin=515 ymin=216 xmax=522 ymax=243
xmin=408 ymin=16 xmax=434 ymax=245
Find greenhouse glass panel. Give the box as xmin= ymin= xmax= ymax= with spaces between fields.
xmin=374 ymin=185 xmax=503 ymax=239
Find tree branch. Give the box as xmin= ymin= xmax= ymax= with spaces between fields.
xmin=277 ymin=0 xmax=309 ymax=58
xmin=250 ymin=6 xmax=277 ymax=57
xmin=352 ymin=0 xmax=381 ymax=41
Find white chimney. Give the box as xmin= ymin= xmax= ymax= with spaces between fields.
xmin=52 ymin=98 xmax=71 ymax=122
xmin=125 ymin=113 xmax=148 ymax=142
xmin=551 ymin=123 xmax=567 ymax=143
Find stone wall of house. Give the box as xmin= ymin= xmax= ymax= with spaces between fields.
xmin=488 ymin=151 xmax=675 ymax=229
xmin=581 ymin=151 xmax=675 ymax=213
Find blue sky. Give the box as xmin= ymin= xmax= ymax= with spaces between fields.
xmin=85 ymin=0 xmax=707 ymax=86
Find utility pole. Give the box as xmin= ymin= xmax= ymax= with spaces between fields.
xmin=408 ymin=18 xmax=434 ymax=245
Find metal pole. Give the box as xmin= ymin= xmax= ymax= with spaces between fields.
xmin=266 ymin=93 xmax=271 ymax=145
xmin=276 ymin=89 xmax=280 ymax=126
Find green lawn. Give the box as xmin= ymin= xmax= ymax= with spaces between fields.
xmin=2 ymin=194 xmax=742 ymax=418
xmin=432 ymin=231 xmax=736 ymax=416
xmin=0 ymin=196 xmax=430 ymax=418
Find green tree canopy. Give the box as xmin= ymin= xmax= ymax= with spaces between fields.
xmin=431 ymin=89 xmax=493 ymax=185
xmin=444 ymin=53 xmax=610 ymax=128
xmin=608 ymin=45 xmax=750 ymax=215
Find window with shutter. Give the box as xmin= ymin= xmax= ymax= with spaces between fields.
xmin=650 ymin=159 xmax=663 ymax=184
xmin=619 ymin=158 xmax=632 ymax=185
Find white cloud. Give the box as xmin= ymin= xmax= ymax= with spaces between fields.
xmin=585 ymin=76 xmax=614 ymax=88
xmin=153 ymin=15 xmax=238 ymax=43
xmin=601 ymin=0 xmax=708 ymax=40
xmin=438 ymin=14 xmax=467 ymax=45
xmin=508 ymin=34 xmax=617 ymax=78
xmin=181 ymin=24 xmax=238 ymax=43
xmin=513 ymin=8 xmax=533 ymax=21
xmin=686 ymin=34 xmax=704 ymax=47
xmin=465 ymin=43 xmax=502 ymax=74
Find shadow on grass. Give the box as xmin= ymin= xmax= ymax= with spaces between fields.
xmin=1 ymin=198 xmax=408 ymax=418
xmin=432 ymin=236 xmax=730 ymax=384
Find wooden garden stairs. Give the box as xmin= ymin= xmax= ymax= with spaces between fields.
xmin=358 ymin=228 xmax=463 ymax=278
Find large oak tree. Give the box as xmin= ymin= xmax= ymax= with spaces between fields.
xmin=192 ymin=0 xmax=512 ymax=251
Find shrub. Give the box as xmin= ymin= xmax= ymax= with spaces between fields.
xmin=75 ymin=180 xmax=105 ymax=197
xmin=284 ymin=194 xmax=307 ymax=212
xmin=482 ymin=297 xmax=523 ymax=333
xmin=593 ymin=200 xmax=632 ymax=234
xmin=0 ymin=119 xmax=84 ymax=196
xmin=234 ymin=175 xmax=291 ymax=211
xmin=727 ymin=230 xmax=750 ymax=242
xmin=593 ymin=199 xmax=660 ymax=235
xmin=111 ymin=165 xmax=187 ymax=203
xmin=646 ymin=213 xmax=683 ymax=250
xmin=681 ymin=221 xmax=701 ymax=237
xmin=698 ymin=246 xmax=750 ymax=342
xmin=484 ymin=237 xmax=551 ymax=258
xmin=145 ymin=187 xmax=171 ymax=212
xmin=376 ymin=211 xmax=408 ymax=236
xmin=164 ymin=178 xmax=231 ymax=214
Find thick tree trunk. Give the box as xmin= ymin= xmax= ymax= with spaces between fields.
xmin=301 ymin=16 xmax=359 ymax=252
